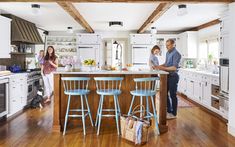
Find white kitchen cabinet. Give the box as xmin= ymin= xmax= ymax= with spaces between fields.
xmin=202 ymin=80 xmax=212 ymax=106
xmin=0 ymin=15 xmax=11 ymax=58
xmin=8 ymin=74 xmax=27 ymax=117
xmin=219 ymin=35 xmax=229 ymax=58
xmin=77 ymin=45 xmax=100 ymax=63
xmin=130 ymin=34 xmax=155 ymax=45
xmin=186 ymin=79 xmax=194 ymax=98
xmin=176 ymin=31 xmax=198 ymax=58
xmin=77 ymin=34 xmax=101 ymax=45
xmin=132 ymin=45 xmax=152 ymax=67
xmin=194 ymin=80 xmax=202 ymax=101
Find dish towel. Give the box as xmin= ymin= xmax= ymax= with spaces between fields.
xmin=135 ymin=121 xmax=143 ymax=145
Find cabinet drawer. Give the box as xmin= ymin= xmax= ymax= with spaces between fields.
xmin=211 ymin=77 xmax=219 ymax=85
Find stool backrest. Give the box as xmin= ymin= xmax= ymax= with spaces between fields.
xmin=133 ymin=77 xmax=159 ymax=91
xmin=61 ymin=77 xmax=90 ymax=92
xmin=94 ymin=77 xmax=124 ymax=91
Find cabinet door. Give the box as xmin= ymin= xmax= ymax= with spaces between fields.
xmin=0 ymin=16 xmax=11 ymax=58
xmin=132 ymin=45 xmax=150 ymax=66
xmin=220 ymin=35 xmax=229 ymax=58
xmin=186 ymin=79 xmax=194 ymax=99
xmin=77 ymin=34 xmax=101 ymax=44
xmin=193 ymin=81 xmax=201 ymax=101
xmin=130 ymin=34 xmax=154 ymax=45
xmin=202 ymin=81 xmax=211 ymax=106
xmin=77 ymin=45 xmax=100 ymax=62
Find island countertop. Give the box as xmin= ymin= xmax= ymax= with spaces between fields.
xmin=54 ymin=68 xmax=169 ymax=75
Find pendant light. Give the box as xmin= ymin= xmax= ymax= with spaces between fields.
xmin=31 ymin=4 xmax=41 ymax=15
xmin=67 ymin=27 xmax=73 ymax=34
xmin=177 ymin=4 xmax=188 ymax=16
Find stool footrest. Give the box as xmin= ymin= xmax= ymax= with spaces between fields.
xmin=68 ymin=113 xmax=89 ymax=118
xmin=99 ymin=114 xmax=118 ymax=117
xmin=69 ymin=109 xmax=89 ymax=112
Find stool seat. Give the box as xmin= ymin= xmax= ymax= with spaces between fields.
xmin=96 ymin=89 xmax=121 ymax=95
xmin=64 ymin=89 xmax=90 ymax=95
xmin=130 ymin=90 xmax=155 ymax=96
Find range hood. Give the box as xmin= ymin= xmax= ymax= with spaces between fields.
xmin=2 ymin=14 xmax=43 ymax=44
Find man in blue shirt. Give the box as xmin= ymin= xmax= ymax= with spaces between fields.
xmin=154 ymin=39 xmax=181 ymax=119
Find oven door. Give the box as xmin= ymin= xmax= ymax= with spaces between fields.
xmin=0 ymin=78 xmax=9 ymax=117
xmin=27 ymin=80 xmax=34 ymax=103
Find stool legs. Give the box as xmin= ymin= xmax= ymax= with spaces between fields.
xmin=128 ymin=95 xmax=135 ymax=115
xmin=95 ymin=96 xmax=102 ymax=127
xmin=151 ymin=96 xmax=160 ymax=135
xmin=146 ymin=96 xmax=150 ymax=121
xmin=97 ymin=95 xmax=104 ymax=135
xmin=85 ymin=94 xmax=94 ymax=127
xmin=63 ymin=95 xmax=71 ymax=136
xmin=81 ymin=95 xmax=86 ymax=135
xmin=114 ymin=95 xmax=120 ymax=135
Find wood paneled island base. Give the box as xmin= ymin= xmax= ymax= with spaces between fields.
xmin=52 ymin=70 xmax=168 ymax=134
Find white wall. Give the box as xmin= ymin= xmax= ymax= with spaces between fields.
xmin=228 ymin=2 xmax=235 ymax=137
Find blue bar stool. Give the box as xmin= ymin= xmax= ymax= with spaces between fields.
xmin=94 ymin=77 xmax=123 ymax=135
xmin=61 ymin=77 xmax=94 ymax=135
xmin=127 ymin=77 xmax=160 ymax=135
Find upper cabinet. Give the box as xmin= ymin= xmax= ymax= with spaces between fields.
xmin=130 ymin=34 xmax=155 ymax=45
xmin=177 ymin=31 xmax=198 ymax=58
xmin=0 ymin=15 xmax=11 ymax=58
xmin=220 ymin=11 xmax=229 ymax=58
xmin=77 ymin=34 xmax=101 ymax=45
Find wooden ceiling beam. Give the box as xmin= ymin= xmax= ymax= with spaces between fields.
xmin=189 ymin=19 xmax=221 ymax=31
xmin=137 ymin=2 xmax=173 ymax=33
xmin=57 ymin=1 xmax=94 ymax=33
xmin=0 ymin=0 xmax=232 ymax=3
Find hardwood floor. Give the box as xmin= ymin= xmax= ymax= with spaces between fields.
xmin=0 ymin=99 xmax=235 ymax=147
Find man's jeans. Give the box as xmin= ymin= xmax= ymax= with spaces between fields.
xmin=167 ymin=73 xmax=179 ymax=116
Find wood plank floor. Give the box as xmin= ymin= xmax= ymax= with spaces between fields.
xmin=0 ymin=99 xmax=235 ymax=147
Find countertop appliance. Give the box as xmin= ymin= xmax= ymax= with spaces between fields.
xmin=0 ymin=78 xmax=9 ymax=118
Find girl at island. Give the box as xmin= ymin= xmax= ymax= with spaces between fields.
xmin=41 ymin=46 xmax=58 ymax=103
xmin=149 ymin=45 xmax=161 ymax=70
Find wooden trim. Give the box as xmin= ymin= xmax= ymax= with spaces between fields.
xmin=189 ymin=19 xmax=221 ymax=31
xmin=159 ymin=74 xmax=168 ymax=134
xmin=0 ymin=0 xmax=232 ymax=3
xmin=52 ymin=74 xmax=62 ymax=132
xmin=137 ymin=3 xmax=173 ymax=34
xmin=57 ymin=2 xmax=94 ymax=33
xmin=179 ymin=93 xmax=228 ymax=123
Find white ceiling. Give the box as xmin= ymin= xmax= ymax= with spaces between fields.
xmin=153 ymin=4 xmax=228 ymax=31
xmin=0 ymin=2 xmax=228 ymax=32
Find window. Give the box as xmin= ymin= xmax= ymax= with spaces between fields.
xmin=198 ymin=38 xmax=219 ymax=62
xmin=208 ymin=39 xmax=219 ymax=61
xmin=198 ymin=41 xmax=208 ymax=59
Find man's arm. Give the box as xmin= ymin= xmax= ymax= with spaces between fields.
xmin=155 ymin=53 xmax=181 ymax=72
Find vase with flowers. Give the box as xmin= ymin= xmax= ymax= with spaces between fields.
xmin=83 ymin=59 xmax=96 ymax=72
xmin=60 ymin=56 xmax=80 ymax=71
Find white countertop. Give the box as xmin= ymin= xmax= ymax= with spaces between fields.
xmin=54 ymin=68 xmax=169 ymax=75
xmin=180 ymin=68 xmax=219 ymax=78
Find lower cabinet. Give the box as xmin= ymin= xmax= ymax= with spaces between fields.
xmin=178 ymin=69 xmax=225 ymax=118
xmin=8 ymin=74 xmax=27 ymax=117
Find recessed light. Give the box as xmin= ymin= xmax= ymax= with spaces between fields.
xmin=178 ymin=4 xmax=188 ymax=16
xmin=31 ymin=4 xmax=41 ymax=15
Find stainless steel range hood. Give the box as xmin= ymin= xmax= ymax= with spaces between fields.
xmin=2 ymin=14 xmax=43 ymax=44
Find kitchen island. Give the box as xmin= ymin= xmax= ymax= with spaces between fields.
xmin=52 ymin=69 xmax=169 ymax=134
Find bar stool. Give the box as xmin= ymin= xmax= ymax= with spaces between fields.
xmin=61 ymin=77 xmax=94 ymax=135
xmin=94 ymin=77 xmax=123 ymax=135
xmin=127 ymin=77 xmax=160 ymax=135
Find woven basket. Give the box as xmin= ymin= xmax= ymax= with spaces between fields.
xmin=120 ymin=105 xmax=150 ymax=145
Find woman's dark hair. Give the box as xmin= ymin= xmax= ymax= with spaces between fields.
xmin=44 ymin=46 xmax=57 ymax=61
xmin=151 ymin=45 xmax=160 ymax=54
